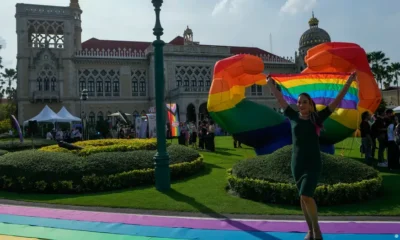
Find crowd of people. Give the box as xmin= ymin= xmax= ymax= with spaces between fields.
xmin=360 ymin=108 xmax=400 ymax=170
xmin=46 ymin=128 xmax=82 ymax=142
xmin=177 ymin=120 xmax=216 ymax=152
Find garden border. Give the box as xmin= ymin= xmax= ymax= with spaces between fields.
xmin=0 ymin=156 xmax=204 ymax=193
xmin=227 ymin=169 xmax=383 ymax=206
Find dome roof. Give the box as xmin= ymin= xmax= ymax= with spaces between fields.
xmin=299 ymin=12 xmax=331 ymax=50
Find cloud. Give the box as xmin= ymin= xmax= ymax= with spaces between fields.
xmin=280 ymin=0 xmax=317 ymax=15
xmin=211 ymin=0 xmax=245 ymax=16
xmin=212 ymin=0 xmax=229 ymax=16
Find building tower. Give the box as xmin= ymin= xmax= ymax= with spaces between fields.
xmin=15 ymin=0 xmax=83 ymax=122
xmin=183 ymin=26 xmax=193 ymax=45
xmin=296 ymin=12 xmax=331 ymax=72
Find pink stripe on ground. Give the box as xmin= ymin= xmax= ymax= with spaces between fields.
xmin=0 ymin=204 xmax=399 ymax=234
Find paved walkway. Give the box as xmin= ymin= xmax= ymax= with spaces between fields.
xmin=0 ymin=199 xmax=399 ymax=239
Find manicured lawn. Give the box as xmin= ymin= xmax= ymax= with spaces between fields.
xmin=0 ymin=136 xmax=399 ymax=216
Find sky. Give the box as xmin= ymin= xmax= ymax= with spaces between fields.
xmin=0 ymin=0 xmax=400 ymax=70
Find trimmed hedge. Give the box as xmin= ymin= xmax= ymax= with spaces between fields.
xmin=0 ymin=144 xmax=203 ymax=193
xmin=0 ymin=139 xmax=55 ymax=152
xmin=228 ymin=145 xmax=383 ymax=206
xmin=40 ymin=138 xmax=165 ymax=156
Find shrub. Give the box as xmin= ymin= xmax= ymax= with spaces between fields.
xmin=228 ymin=145 xmax=383 ymax=206
xmin=0 ymin=144 xmax=203 ymax=193
xmin=83 ymin=144 xmax=200 ymax=176
xmin=0 ymin=139 xmax=55 ymax=152
xmin=39 ymin=138 xmax=165 ymax=156
xmin=0 ymin=119 xmax=12 ymax=133
xmin=0 ymin=150 xmax=8 ymax=156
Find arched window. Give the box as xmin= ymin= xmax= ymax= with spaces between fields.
xmin=37 ymin=64 xmax=56 ymax=92
xmin=89 ymin=112 xmax=95 ymax=124
xmin=37 ymin=77 xmax=43 ymax=91
xmin=51 ymin=77 xmax=56 ymax=91
xmin=113 ymin=76 xmax=120 ymax=96
xmin=107 ymin=111 xmax=112 ymax=121
xmin=97 ymin=111 xmax=103 ymax=122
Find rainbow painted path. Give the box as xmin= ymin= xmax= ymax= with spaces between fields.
xmin=0 ymin=204 xmax=399 ymax=239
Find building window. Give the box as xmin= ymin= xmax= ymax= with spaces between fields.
xmin=79 ymin=77 xmax=86 ymax=92
xmin=132 ymin=81 xmax=138 ymax=96
xmin=105 ymin=80 xmax=111 ymax=96
xmin=97 ymin=111 xmax=103 ymax=122
xmin=27 ymin=20 xmax=65 ymax=49
xmin=88 ymin=77 xmax=95 ymax=96
xmin=37 ymin=64 xmax=57 ymax=92
xmin=139 ymin=81 xmax=146 ymax=96
xmin=131 ymin=69 xmax=147 ymax=96
xmin=96 ymin=81 xmax=103 ymax=97
xmin=37 ymin=78 xmax=42 ymax=91
xmin=51 ymin=77 xmax=56 ymax=91
xmin=175 ymin=65 xmax=211 ymax=91
xmin=176 ymin=76 xmax=183 ymax=87
xmin=113 ymin=78 xmax=120 ymax=97
xmin=77 ymin=69 xmax=119 ymax=98
xmin=89 ymin=112 xmax=95 ymax=124
xmin=251 ymin=85 xmax=263 ymax=96
xmin=44 ymin=77 xmax=50 ymax=91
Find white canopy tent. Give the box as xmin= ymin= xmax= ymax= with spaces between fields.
xmin=393 ymin=106 xmax=400 ymax=113
xmin=57 ymin=107 xmax=81 ymax=122
xmin=23 ymin=105 xmax=65 ymax=125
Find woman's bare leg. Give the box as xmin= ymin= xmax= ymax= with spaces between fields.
xmin=301 ymin=195 xmax=322 ymax=239
xmin=301 ymin=199 xmax=313 ymax=239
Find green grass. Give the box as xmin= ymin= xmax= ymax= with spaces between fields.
xmin=0 ymin=136 xmax=399 ymax=216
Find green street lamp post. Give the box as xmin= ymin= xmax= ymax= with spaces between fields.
xmin=80 ymin=89 xmax=88 ymax=140
xmin=152 ymin=0 xmax=170 ymax=191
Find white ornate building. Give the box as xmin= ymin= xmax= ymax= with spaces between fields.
xmin=15 ymin=1 xmax=327 ymax=125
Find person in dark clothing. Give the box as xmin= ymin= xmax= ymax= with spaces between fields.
xmin=198 ymin=122 xmax=207 ymax=149
xmin=371 ymin=110 xmax=386 ymax=164
xmin=360 ymin=111 xmax=372 ymax=165
xmin=387 ymin=115 xmax=399 ymax=170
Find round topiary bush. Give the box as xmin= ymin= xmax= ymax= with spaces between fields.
xmin=228 ymin=145 xmax=382 ymax=206
xmin=0 ymin=144 xmax=203 ymax=193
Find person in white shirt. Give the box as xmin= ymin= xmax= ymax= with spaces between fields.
xmin=55 ymin=129 xmax=64 ymax=142
xmin=387 ymin=116 xmax=399 ymax=170
xmin=46 ymin=131 xmax=54 ymax=140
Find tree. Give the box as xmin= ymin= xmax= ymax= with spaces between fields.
xmin=1 ymin=68 xmax=17 ymax=98
xmin=0 ymin=45 xmax=3 ymax=70
xmin=386 ymin=62 xmax=400 ymax=105
xmin=367 ymin=51 xmax=390 ymax=89
xmin=376 ymin=98 xmax=387 ymax=114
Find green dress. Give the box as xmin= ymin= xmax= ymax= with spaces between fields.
xmin=284 ymin=106 xmax=332 ymax=197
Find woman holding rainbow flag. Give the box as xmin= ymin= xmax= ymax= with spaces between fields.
xmin=267 ymin=71 xmax=357 ymax=240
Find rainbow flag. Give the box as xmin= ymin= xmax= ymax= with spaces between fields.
xmin=166 ymin=103 xmax=180 ymax=137
xmin=270 ymin=72 xmax=358 ymax=110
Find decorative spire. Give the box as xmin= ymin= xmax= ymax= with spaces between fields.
xmin=70 ymin=0 xmax=80 ymax=9
xmin=183 ymin=26 xmax=193 ymax=44
xmin=308 ymin=11 xmax=319 ymax=28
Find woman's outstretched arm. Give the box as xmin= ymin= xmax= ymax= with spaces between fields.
xmin=267 ymin=76 xmax=288 ymax=109
xmin=328 ymin=72 xmax=357 ymax=112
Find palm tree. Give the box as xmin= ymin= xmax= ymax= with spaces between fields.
xmin=0 ymin=68 xmax=17 ymax=116
xmin=387 ymin=62 xmax=400 ymax=104
xmin=367 ymin=51 xmax=390 ymax=89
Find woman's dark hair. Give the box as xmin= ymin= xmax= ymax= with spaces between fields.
xmin=361 ymin=111 xmax=370 ymax=121
xmin=299 ymin=93 xmax=323 ymax=128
